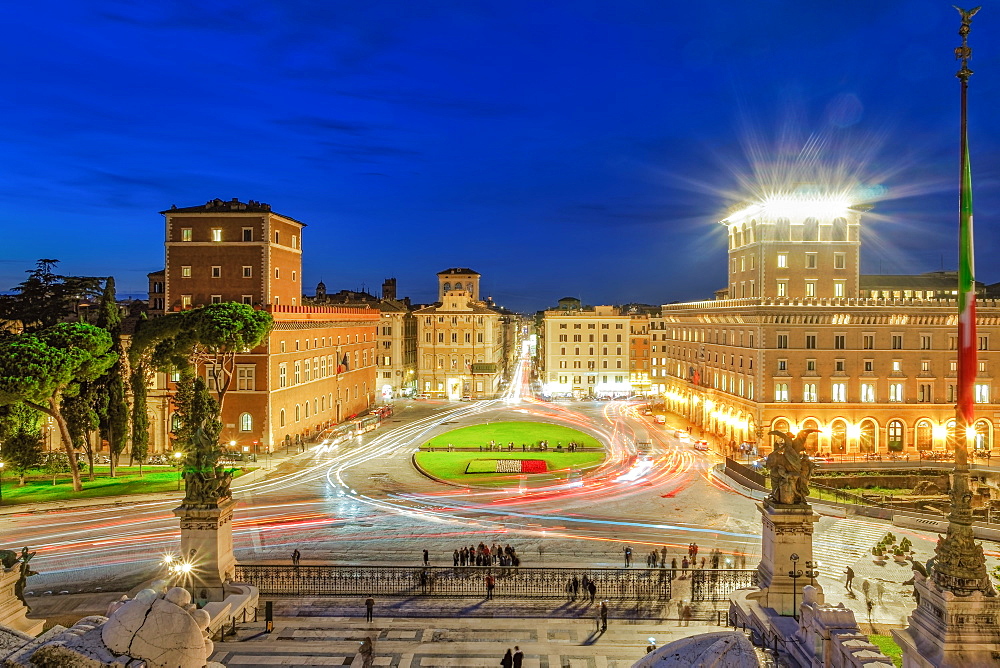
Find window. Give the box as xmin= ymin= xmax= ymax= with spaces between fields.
xmin=891 ymin=335 xmax=903 ymax=349
xmin=181 ymin=228 xmax=192 ymax=241
xmin=860 ymin=383 xmax=875 ymax=402
xmin=805 ymin=253 xmax=817 ymax=269
xmin=864 ymin=360 xmax=873 ymax=372
xmin=979 ymin=336 xmax=989 ymax=351
xmin=921 ymin=334 xmax=932 ymax=349
xmin=805 ymin=282 xmax=816 ymax=298
xmin=831 ymin=382 xmax=846 ymax=402
xmin=211 ymin=228 xmax=222 ymax=242
xmin=242 ymin=266 xmax=252 ymax=278
xmin=211 ymin=266 xmax=221 ymax=278
xmin=834 ymin=253 xmax=845 ymax=269
xmin=834 ymin=335 xmax=846 ymax=349
xmin=181 ymin=295 xmax=191 ymax=308
xmin=806 ymin=359 xmax=816 ymax=371
xmin=239 ymin=413 xmax=253 ymax=431
xmin=835 ymin=359 xmax=845 ymax=372
xmin=777 ymin=253 xmax=788 ymax=268
xmin=292 ymin=235 xmax=298 ymax=249
xmin=889 ymin=383 xmax=904 ymax=402
xmin=274 ymin=231 xmax=280 ymax=244
xmin=293 ymin=361 xmax=300 ymax=384
xmin=803 ymin=383 xmax=817 ymax=402
xmin=805 ymin=335 xmax=816 ymax=349
xmin=834 ymin=282 xmax=845 ymax=297
xmin=777 ymin=334 xmax=788 ymax=349
xmin=295 ymin=404 xmax=301 ymax=422
xmin=863 ymin=335 xmax=874 ymax=350
xmin=292 ymin=271 xmax=297 ymax=282
xmin=274 ymin=268 xmax=280 ymax=279
xmin=976 ymin=383 xmax=990 ymax=403
xmin=181 ymin=266 xmax=192 ymax=278
xmin=777 ymin=359 xmax=787 ymax=371
xmin=892 ymin=360 xmax=901 ymax=372
xmin=211 ymin=295 xmax=222 ymax=304
xmin=774 ymin=383 xmax=789 ymax=401
xmin=918 ymin=384 xmax=932 ymax=402
xmin=777 ymin=281 xmax=787 ymax=297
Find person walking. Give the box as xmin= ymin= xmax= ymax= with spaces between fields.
xmin=845 ymin=566 xmax=855 ymax=592
xmin=692 ymin=543 xmax=699 ymax=560
xmin=501 ymin=648 xmax=513 ymax=668
xmin=600 ymin=600 xmax=608 ymax=632
xmin=571 ymin=575 xmax=580 ymax=601
xmin=422 ymin=549 xmax=429 ymax=566
xmin=359 ymin=637 xmax=374 ymax=668
xmin=624 ymin=546 xmax=632 ymax=567
xmin=660 ymin=546 xmax=668 ymax=568
xmin=681 ymin=603 xmax=692 ymax=626
xmin=364 ymin=595 xmax=374 ymax=622
xmin=512 ymin=646 xmax=524 ymax=668
xmin=453 ymin=549 xmax=459 ymax=567
xmin=485 ymin=574 xmax=496 ymax=600
xmin=587 ymin=580 xmax=597 ymax=603
xmin=291 ymin=549 xmax=300 ymax=566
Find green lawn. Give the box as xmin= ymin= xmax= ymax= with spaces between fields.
xmin=0 ymin=467 xmax=250 ymax=506
xmin=868 ymin=634 xmax=903 ymax=667
xmin=423 ymin=421 xmax=603 ymax=450
xmin=415 ymin=451 xmax=605 ymax=486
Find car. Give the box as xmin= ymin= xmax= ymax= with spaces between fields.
xmin=415 ymin=393 xmax=431 ymax=400
xmin=641 ymin=409 xmax=653 ymax=416
xmin=693 ymin=440 xmax=709 ymax=451
xmin=460 ymin=395 xmax=473 ymax=401
xmin=654 ymin=415 xmax=666 ymax=424
xmin=677 ymin=432 xmax=692 ymax=443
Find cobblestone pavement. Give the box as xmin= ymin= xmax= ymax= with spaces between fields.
xmin=211 ymin=601 xmax=731 ymax=668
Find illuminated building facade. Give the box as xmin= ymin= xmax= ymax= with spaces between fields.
xmin=650 ymin=193 xmax=1000 ymax=456
xmin=144 ymin=198 xmax=378 ymax=455
xmin=415 ymin=268 xmax=512 ymax=399
xmin=629 ymin=315 xmax=652 ymax=395
xmin=540 ymin=304 xmax=633 ymax=398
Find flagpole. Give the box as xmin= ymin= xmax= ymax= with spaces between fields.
xmin=931 ymin=5 xmax=992 ymax=596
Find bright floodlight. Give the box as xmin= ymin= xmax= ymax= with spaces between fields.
xmin=721 ymin=192 xmax=855 ymax=226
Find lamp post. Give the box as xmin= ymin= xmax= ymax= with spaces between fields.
xmin=788 ymin=553 xmax=803 ymax=620
xmin=173 ymin=451 xmax=184 ymax=491
xmin=0 ymin=461 xmax=4 ymax=505
xmin=805 ymin=560 xmax=820 ymax=588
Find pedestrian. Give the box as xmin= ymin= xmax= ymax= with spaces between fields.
xmin=359 ymin=637 xmax=374 ymax=668
xmin=681 ymin=555 xmax=689 ymax=574
xmin=571 ymin=575 xmax=580 ymax=600
xmin=682 ymin=603 xmax=692 ymax=626
xmin=692 ymin=543 xmax=699 ymax=559
xmin=671 ymin=557 xmax=678 ymax=572
xmin=453 ymin=549 xmax=459 ymax=567
xmin=423 ymin=549 xmax=429 ymax=566
xmin=485 ymin=574 xmax=496 ymax=600
xmin=876 ymin=580 xmax=885 ymax=605
xmin=501 ymin=648 xmax=513 ymax=668
xmin=675 ymin=600 xmax=684 ymax=625
xmin=364 ymin=595 xmax=374 ymax=622
xmin=512 ymin=646 xmax=524 ymax=668
xmin=660 ymin=546 xmax=668 ymax=568
xmin=600 ymin=600 xmax=608 ymax=631
xmin=291 ymin=549 xmax=300 ymax=566
xmin=845 ymin=566 xmax=855 ymax=592
xmin=624 ymin=546 xmax=632 ymax=567
xmin=587 ymin=580 xmax=597 ymax=603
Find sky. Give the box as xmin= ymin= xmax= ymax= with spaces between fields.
xmin=2 ymin=1 xmax=999 ymax=312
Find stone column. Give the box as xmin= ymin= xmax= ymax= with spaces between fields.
xmin=0 ymin=566 xmax=43 ymax=636
xmin=753 ymin=499 xmax=824 ymax=616
xmin=172 ymin=497 xmax=237 ymax=603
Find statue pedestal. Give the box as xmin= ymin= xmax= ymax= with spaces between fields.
xmin=0 ymin=567 xmax=43 ymax=636
xmin=893 ymin=573 xmax=1000 ymax=667
xmin=173 ymin=498 xmax=237 ymax=603
xmin=751 ymin=500 xmax=824 ymax=616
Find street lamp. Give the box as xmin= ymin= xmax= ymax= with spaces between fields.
xmin=805 ymin=560 xmax=820 ymax=588
xmin=788 ymin=553 xmax=803 ymax=620
xmin=173 ymin=451 xmax=184 ymax=490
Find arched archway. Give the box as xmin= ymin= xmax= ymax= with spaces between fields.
xmin=830 ymin=419 xmax=847 ymax=454
xmin=975 ymin=419 xmax=992 ymax=452
xmin=859 ymin=419 xmax=877 ymax=454
xmin=887 ymin=420 xmax=904 ymax=452
xmin=916 ymin=419 xmax=933 ymax=451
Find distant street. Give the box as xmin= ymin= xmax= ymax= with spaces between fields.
xmin=9 ymin=354 xmax=998 ymax=628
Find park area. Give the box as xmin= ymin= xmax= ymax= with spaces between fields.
xmin=0 ymin=465 xmax=250 ymax=506
xmin=414 ymin=421 xmax=605 ymax=486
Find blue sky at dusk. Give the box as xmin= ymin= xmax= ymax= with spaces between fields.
xmin=2 ymin=1 xmax=999 ymax=312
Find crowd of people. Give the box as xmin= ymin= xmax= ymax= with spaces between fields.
xmin=631 ymin=543 xmax=748 ymax=574
xmin=450 ymin=542 xmax=521 ymax=567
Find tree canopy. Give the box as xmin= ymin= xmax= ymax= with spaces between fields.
xmin=0 ymin=259 xmax=102 ymax=331
xmin=0 ymin=322 xmax=116 ymax=491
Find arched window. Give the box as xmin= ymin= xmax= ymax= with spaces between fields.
xmin=239 ymin=413 xmax=252 ymax=432
xmin=774 ymin=218 xmax=790 ymax=241
xmin=772 ymin=419 xmax=789 ymax=434
xmin=946 ymin=419 xmax=957 ymax=452
xmin=832 ymin=217 xmax=847 ymax=241
xmin=443 ymin=282 xmax=451 ymax=291
xmin=454 ymin=282 xmax=462 ymax=290
xmin=279 ymin=409 xmax=286 ymax=428
xmin=803 ymin=217 xmax=818 ymax=241
xmin=859 ymin=419 xmax=876 ymax=453
xmin=887 ymin=419 xmax=904 ymax=452
xmin=975 ymin=419 xmax=992 ymax=451
xmin=295 ymin=404 xmax=301 ymax=422
xmin=916 ymin=419 xmax=933 ymax=451
xmin=831 ymin=420 xmax=847 ymax=454
xmin=304 ymin=401 xmax=310 ymax=418
xmin=170 ymin=413 xmax=182 ymax=433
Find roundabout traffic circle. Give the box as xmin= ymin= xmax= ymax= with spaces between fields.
xmin=413 ymin=421 xmax=606 ymax=487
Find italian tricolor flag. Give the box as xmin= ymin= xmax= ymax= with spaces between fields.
xmin=957 ymin=128 xmax=977 ymax=432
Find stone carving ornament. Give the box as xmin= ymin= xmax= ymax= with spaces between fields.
xmin=766 ymin=429 xmax=818 ymax=505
